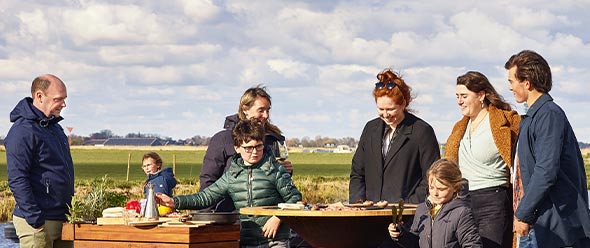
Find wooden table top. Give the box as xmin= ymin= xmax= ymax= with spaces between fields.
xmin=240 ymin=204 xmax=417 ymax=217
xmin=241 ymin=204 xmax=417 ymax=248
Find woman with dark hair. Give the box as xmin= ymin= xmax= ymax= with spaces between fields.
xmin=200 ymin=85 xmax=292 ymax=212
xmin=444 ymin=71 xmax=520 ymax=248
xmin=350 ymin=68 xmax=440 ymax=205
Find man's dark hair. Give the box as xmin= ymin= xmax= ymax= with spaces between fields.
xmin=504 ymin=50 xmax=552 ymax=93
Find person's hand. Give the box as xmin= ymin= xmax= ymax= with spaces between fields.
xmin=388 ymin=223 xmax=401 ymax=239
xmin=155 ymin=192 xmax=174 ymax=208
xmin=279 ymin=160 xmax=293 ymax=174
xmin=33 ymin=225 xmax=45 ymax=233
xmin=262 ymin=216 xmax=281 ymax=238
xmin=514 ymin=218 xmax=531 ymax=237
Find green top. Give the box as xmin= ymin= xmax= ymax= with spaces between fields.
xmin=174 ymin=152 xmax=302 ymax=245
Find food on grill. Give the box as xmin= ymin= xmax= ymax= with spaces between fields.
xmin=374 ymin=200 xmax=389 ymax=208
xmin=279 ymin=200 xmax=394 ymax=211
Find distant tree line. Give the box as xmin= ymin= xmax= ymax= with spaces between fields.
xmin=49 ymin=129 xmax=590 ymax=150
xmin=286 ymin=136 xmax=358 ymax=148
xmin=66 ymin=129 xmax=209 ymax=146
xmin=65 ymin=129 xmax=359 ymax=147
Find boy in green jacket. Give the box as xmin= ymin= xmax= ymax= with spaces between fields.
xmin=156 ymin=119 xmax=302 ymax=247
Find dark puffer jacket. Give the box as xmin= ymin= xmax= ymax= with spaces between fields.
xmin=143 ymin=167 xmax=177 ymax=198
xmin=175 ymin=152 xmax=301 ymax=245
xmin=398 ymin=196 xmax=482 ymax=248
xmin=199 ymin=114 xmax=286 ymax=212
xmin=5 ymin=97 xmax=75 ymax=228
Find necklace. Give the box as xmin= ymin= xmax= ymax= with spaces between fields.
xmin=469 ymin=110 xmax=488 ymax=135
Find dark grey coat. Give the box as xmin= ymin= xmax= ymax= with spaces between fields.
xmin=398 ymin=197 xmax=482 ymax=248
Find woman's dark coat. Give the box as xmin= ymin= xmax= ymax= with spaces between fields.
xmin=349 ymin=112 xmax=440 ymax=204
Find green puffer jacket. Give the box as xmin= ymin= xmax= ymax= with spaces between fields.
xmin=173 ymin=152 xmax=302 ymax=245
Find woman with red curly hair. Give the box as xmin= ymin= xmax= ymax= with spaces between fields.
xmin=349 ymin=68 xmax=440 ymax=205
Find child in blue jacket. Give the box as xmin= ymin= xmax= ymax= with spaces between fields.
xmin=142 ymin=152 xmax=176 ymax=198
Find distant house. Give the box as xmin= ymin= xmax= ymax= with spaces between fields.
xmin=103 ymin=138 xmax=164 ymax=146
xmin=84 ymin=139 xmax=107 ymax=146
xmin=333 ymin=145 xmax=354 ymax=153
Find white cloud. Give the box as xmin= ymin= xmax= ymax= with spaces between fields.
xmin=16 ymin=10 xmax=50 ymax=43
xmin=1 ymin=0 xmax=590 ymax=143
xmin=136 ymin=87 xmax=175 ymax=96
xmin=61 ymin=3 xmax=183 ymax=46
xmin=181 ymin=0 xmax=221 ymax=23
xmin=267 ymin=59 xmax=309 ymax=79
xmin=0 ymin=81 xmax=25 ymax=95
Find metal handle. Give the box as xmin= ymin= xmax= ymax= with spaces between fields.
xmin=391 ymin=206 xmax=398 ymax=224
xmin=396 ymin=199 xmax=404 ymax=224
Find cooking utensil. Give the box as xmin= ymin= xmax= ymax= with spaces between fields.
xmin=190 ymin=211 xmax=239 ymax=225
xmin=396 ymin=199 xmax=404 ymax=224
xmin=391 ymin=205 xmax=398 ymax=224
xmin=144 ymin=184 xmax=159 ymax=220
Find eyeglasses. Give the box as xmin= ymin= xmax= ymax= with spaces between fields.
xmin=241 ymin=144 xmax=265 ymax=153
xmin=375 ymin=82 xmax=397 ymax=90
xmin=142 ymin=163 xmax=156 ymax=168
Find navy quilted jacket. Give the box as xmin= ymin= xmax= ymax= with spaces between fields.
xmin=5 ymin=98 xmax=75 ymax=228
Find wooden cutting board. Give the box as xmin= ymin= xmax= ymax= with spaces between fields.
xmin=159 ymin=220 xmax=213 ymax=228
xmin=97 ymin=217 xmax=180 ymax=225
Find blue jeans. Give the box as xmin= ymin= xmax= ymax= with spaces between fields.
xmin=517 ymin=229 xmax=538 ymax=248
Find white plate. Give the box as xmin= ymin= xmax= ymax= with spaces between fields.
xmin=277 ymin=203 xmax=305 ymax=210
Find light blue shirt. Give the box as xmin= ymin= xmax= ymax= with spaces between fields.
xmin=458 ymin=115 xmax=509 ymax=191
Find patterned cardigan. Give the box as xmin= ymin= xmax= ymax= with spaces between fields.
xmin=444 ymin=105 xmax=521 ymax=170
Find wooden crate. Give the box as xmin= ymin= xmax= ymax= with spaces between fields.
xmin=62 ymin=222 xmax=240 ymax=248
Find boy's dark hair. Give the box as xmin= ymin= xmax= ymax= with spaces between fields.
xmin=504 ymin=50 xmax=552 ymax=93
xmin=232 ymin=119 xmax=266 ymax=146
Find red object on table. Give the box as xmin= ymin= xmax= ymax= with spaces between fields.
xmin=125 ymin=200 xmax=141 ymax=214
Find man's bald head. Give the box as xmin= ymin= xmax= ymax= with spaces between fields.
xmin=31 ymin=74 xmax=68 ymax=118
xmin=31 ymin=74 xmax=64 ymax=97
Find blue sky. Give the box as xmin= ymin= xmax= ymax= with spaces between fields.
xmin=1 ymin=0 xmax=589 ymax=143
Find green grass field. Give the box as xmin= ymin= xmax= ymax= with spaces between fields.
xmin=0 ymin=149 xmax=354 ymax=181
xmin=0 ymin=147 xmax=588 ymax=223
xmin=0 ymin=148 xmax=355 ymax=222
xmin=1 ymin=148 xmax=588 ymax=182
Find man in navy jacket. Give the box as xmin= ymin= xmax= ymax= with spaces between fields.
xmin=5 ymin=74 xmax=74 ymax=248
xmin=505 ymin=50 xmax=590 ymax=248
